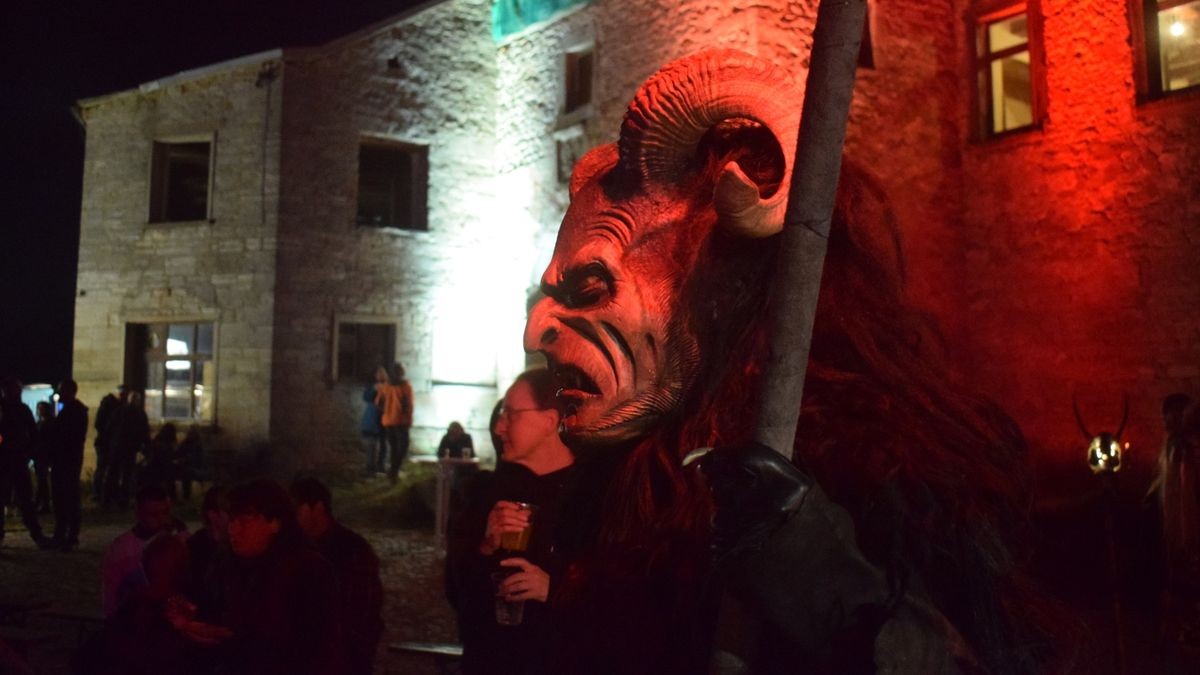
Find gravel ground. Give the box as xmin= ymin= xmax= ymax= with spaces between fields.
xmin=0 ymin=476 xmax=460 ymax=675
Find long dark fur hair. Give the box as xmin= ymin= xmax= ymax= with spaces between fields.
xmin=570 ymin=157 xmax=1050 ymax=674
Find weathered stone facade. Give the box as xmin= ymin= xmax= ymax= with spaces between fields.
xmin=74 ymin=0 xmax=1199 ymax=483
xmin=75 ymin=54 xmax=282 ymax=458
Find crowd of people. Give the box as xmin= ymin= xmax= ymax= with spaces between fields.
xmin=84 ymin=477 xmax=383 ymax=675
xmin=0 ymin=378 xmax=209 ymax=554
xmin=0 ymin=377 xmax=87 ymax=551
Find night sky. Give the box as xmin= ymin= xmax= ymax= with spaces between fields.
xmin=0 ymin=0 xmax=424 ymax=385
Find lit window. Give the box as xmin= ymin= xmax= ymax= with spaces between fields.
xmin=1146 ymin=0 xmax=1200 ymax=96
xmin=356 ymin=142 xmax=428 ymax=230
xmin=127 ymin=322 xmax=215 ymax=422
xmin=149 ymin=140 xmax=212 ymax=222
xmin=974 ymin=8 xmax=1037 ymax=136
xmin=564 ymin=47 xmax=594 ymax=116
xmin=335 ymin=322 xmax=396 ymax=383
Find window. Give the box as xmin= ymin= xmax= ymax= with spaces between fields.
xmin=335 ymin=322 xmax=396 ymax=383
xmin=1144 ymin=0 xmax=1200 ymax=97
xmin=126 ymin=322 xmax=215 ymax=422
xmin=149 ymin=140 xmax=212 ymax=222
xmin=974 ymin=6 xmax=1039 ymax=137
xmin=563 ymin=47 xmax=594 ymax=115
xmin=356 ymin=142 xmax=428 ymax=230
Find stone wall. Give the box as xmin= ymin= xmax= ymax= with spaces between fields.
xmin=272 ymin=0 xmax=504 ymax=469
xmin=954 ymin=0 xmax=1200 ymax=477
xmin=74 ymin=0 xmax=1198 ymax=484
xmin=74 ymin=58 xmax=282 ymax=464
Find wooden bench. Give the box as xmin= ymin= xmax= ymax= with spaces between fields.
xmin=388 ymin=641 xmax=463 ymax=674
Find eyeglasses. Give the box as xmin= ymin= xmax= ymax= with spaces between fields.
xmin=500 ymin=406 xmax=547 ymax=420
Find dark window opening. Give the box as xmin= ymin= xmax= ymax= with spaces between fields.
xmin=1145 ymin=0 xmax=1200 ymax=98
xmin=564 ymin=49 xmax=594 ymax=115
xmin=337 ymin=322 xmax=396 ymax=383
xmin=975 ymin=8 xmax=1036 ymax=137
xmin=356 ymin=143 xmax=428 ymax=230
xmin=149 ymin=141 xmax=211 ymax=222
xmin=126 ymin=322 xmax=215 ymax=422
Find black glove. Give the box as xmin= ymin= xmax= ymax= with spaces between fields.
xmin=690 ymin=441 xmax=813 ymax=564
xmin=691 ymin=442 xmax=974 ymax=674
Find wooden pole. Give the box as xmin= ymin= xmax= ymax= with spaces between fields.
xmin=754 ymin=0 xmax=869 ymax=458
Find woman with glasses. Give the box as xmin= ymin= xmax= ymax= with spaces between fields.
xmin=451 ymin=368 xmax=575 ymax=675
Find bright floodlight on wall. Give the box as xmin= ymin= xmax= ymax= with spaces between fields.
xmin=1170 ymin=20 xmax=1187 ymax=37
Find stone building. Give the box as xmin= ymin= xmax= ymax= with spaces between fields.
xmin=74 ymin=0 xmax=1199 ymax=484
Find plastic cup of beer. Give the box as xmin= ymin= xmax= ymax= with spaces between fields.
xmin=491 ymin=570 xmax=525 ymax=626
xmin=499 ymin=502 xmax=537 ymax=552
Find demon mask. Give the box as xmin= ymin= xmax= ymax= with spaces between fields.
xmin=524 ymin=50 xmax=803 ymax=445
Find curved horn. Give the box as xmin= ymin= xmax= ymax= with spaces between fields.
xmin=569 ymin=145 xmax=619 ymax=199
xmin=1072 ymin=392 xmax=1093 ymax=440
xmin=617 ymin=49 xmax=802 ymax=238
xmin=1116 ymin=394 xmax=1129 ymax=439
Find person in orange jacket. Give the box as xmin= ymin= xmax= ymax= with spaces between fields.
xmin=374 ymin=363 xmax=413 ymax=483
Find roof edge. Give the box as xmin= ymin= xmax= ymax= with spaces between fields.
xmin=77 ymin=48 xmax=285 ymax=108
xmin=314 ymin=0 xmax=445 ymax=53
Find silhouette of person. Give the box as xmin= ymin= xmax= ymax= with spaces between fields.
xmin=48 ymin=379 xmax=88 ymax=550
xmin=93 ymin=384 xmax=127 ymax=503
xmin=0 ymin=376 xmax=47 ymax=546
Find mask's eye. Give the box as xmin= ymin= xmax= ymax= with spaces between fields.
xmin=562 ymin=263 xmax=612 ymax=309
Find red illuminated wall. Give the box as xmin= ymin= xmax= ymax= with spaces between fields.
xmin=953 ymin=0 xmax=1200 ymax=481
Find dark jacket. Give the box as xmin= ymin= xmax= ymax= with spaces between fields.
xmin=51 ymin=399 xmax=89 ymax=469
xmin=451 ymin=462 xmax=578 ymax=675
xmin=315 ymin=522 xmax=384 ymax=674
xmin=109 ymin=404 xmax=149 ymax=456
xmin=219 ymin=541 xmax=347 ymax=675
xmin=0 ymin=400 xmax=37 ymax=463
xmin=360 ymin=386 xmax=382 ymax=437
xmin=94 ymin=393 xmax=120 ymax=448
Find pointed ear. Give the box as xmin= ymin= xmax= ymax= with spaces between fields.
xmin=569 ymin=144 xmax=619 ymax=199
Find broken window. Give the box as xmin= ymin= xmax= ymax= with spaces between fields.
xmin=564 ymin=47 xmax=594 ymax=115
xmin=336 ymin=322 xmax=396 ymax=383
xmin=149 ymin=140 xmax=212 ymax=223
xmin=356 ymin=142 xmax=428 ymax=230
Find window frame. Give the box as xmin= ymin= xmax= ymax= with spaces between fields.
xmin=969 ymin=2 xmax=1046 ymax=140
xmin=557 ymin=42 xmax=596 ymax=128
xmin=124 ymin=320 xmax=218 ymax=424
xmin=147 ymin=133 xmax=216 ymax=224
xmin=355 ymin=137 xmax=429 ymax=232
xmin=331 ymin=315 xmax=399 ymax=385
xmin=1135 ymin=0 xmax=1200 ymax=101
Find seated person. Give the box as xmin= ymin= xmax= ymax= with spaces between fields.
xmin=186 ymin=485 xmax=231 ymax=618
xmin=101 ymin=484 xmax=188 ymax=617
xmin=291 ymin=477 xmax=384 ymax=675
xmin=101 ymin=535 xmax=207 ymax=674
xmin=438 ymin=422 xmax=475 ymax=459
xmin=215 ymin=479 xmax=347 ymax=675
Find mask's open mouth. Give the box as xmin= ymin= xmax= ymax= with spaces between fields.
xmin=550 ymin=361 xmax=602 ymax=424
